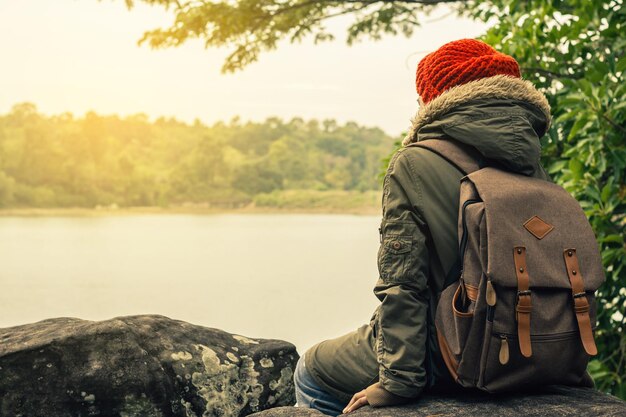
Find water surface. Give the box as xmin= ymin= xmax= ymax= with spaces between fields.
xmin=0 ymin=214 xmax=382 ymax=354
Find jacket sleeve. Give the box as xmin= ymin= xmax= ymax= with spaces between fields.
xmin=369 ymin=149 xmax=430 ymax=402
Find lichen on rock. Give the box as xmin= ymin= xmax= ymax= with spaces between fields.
xmin=259 ymin=358 xmax=273 ymax=368
xmin=233 ymin=335 xmax=260 ymax=345
xmin=189 ymin=344 xmax=265 ymax=416
xmin=172 ymin=351 xmax=193 ymax=361
xmin=268 ymin=367 xmax=294 ymax=406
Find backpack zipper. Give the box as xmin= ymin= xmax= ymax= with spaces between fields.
xmin=494 ymin=330 xmax=580 ymax=341
xmin=486 ymin=280 xmax=497 ymax=306
xmin=499 ymin=334 xmax=509 ymax=365
xmin=496 ymin=330 xmax=579 ymax=366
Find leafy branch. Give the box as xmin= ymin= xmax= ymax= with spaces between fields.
xmin=121 ymin=0 xmax=464 ymax=72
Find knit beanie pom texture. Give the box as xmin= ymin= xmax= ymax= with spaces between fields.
xmin=416 ymin=39 xmax=521 ymax=104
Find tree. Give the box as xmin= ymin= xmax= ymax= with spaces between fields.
xmin=0 ymin=106 xmax=390 ymax=207
xmin=124 ymin=0 xmax=459 ymax=72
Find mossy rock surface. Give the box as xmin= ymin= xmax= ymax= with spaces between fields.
xmin=251 ymin=386 xmax=626 ymax=416
xmin=0 ymin=315 xmax=297 ymax=417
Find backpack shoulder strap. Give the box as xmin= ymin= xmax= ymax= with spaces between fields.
xmin=406 ymin=139 xmax=483 ymax=175
xmin=406 ymin=139 xmax=484 ymax=286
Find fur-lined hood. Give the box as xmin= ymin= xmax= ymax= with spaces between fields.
xmin=402 ymin=75 xmax=552 ymax=176
xmin=403 ymin=75 xmax=551 ymax=145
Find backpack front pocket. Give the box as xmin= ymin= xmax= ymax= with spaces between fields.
xmin=479 ymin=330 xmax=591 ymax=392
xmin=476 ymin=286 xmax=596 ymax=392
xmin=437 ymin=281 xmax=470 ymax=356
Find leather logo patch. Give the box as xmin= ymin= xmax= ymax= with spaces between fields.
xmin=523 ymin=215 xmax=554 ymax=240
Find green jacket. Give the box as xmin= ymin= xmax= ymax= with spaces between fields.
xmin=304 ymin=75 xmax=553 ymax=407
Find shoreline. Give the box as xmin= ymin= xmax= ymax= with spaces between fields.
xmin=0 ymin=205 xmax=382 ymax=217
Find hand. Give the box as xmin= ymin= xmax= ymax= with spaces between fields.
xmin=342 ymin=389 xmax=368 ymax=414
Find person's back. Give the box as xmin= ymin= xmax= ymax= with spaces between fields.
xmin=294 ymin=38 xmax=552 ymax=416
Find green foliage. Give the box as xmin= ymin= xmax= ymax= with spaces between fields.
xmin=0 ymin=104 xmax=394 ymax=209
xmin=123 ymin=0 xmax=448 ymax=72
xmin=379 ymin=139 xmax=402 ymax=184
xmin=458 ymin=0 xmax=626 ymax=398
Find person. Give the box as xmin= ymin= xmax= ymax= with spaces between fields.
xmin=293 ymin=38 xmax=552 ymax=415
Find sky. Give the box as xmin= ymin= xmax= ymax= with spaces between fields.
xmin=0 ymin=0 xmax=486 ymax=136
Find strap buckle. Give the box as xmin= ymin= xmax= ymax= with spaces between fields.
xmin=515 ymin=290 xmax=532 ymax=320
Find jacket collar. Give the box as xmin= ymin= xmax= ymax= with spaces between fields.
xmin=402 ymin=75 xmax=551 ymax=146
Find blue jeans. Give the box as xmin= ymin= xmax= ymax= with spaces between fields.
xmin=294 ymin=354 xmax=348 ymax=416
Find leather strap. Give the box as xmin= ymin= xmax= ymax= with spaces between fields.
xmin=465 ymin=283 xmax=479 ymax=302
xmin=513 ymin=246 xmax=532 ymax=358
xmin=409 ymin=139 xmax=483 ymax=287
xmin=563 ymin=248 xmax=598 ymax=356
xmin=408 ymin=139 xmax=482 ymax=176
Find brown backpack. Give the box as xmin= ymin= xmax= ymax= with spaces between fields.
xmin=411 ymin=139 xmax=605 ymax=392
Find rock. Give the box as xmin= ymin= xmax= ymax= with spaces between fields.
xmin=251 ymin=386 xmax=626 ymax=417
xmin=251 ymin=407 xmax=325 ymax=416
xmin=0 ymin=315 xmax=298 ymax=417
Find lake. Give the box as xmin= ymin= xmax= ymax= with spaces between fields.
xmin=0 ymin=214 xmax=382 ymax=355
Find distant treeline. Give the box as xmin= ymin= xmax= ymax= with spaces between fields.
xmin=0 ymin=103 xmax=396 ymax=208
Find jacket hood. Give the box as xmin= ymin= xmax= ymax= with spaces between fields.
xmin=402 ymin=75 xmax=552 ymax=177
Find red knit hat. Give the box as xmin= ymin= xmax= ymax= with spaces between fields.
xmin=416 ymin=39 xmax=521 ymax=104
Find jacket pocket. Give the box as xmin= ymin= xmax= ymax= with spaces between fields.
xmin=378 ymin=235 xmax=413 ymax=283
